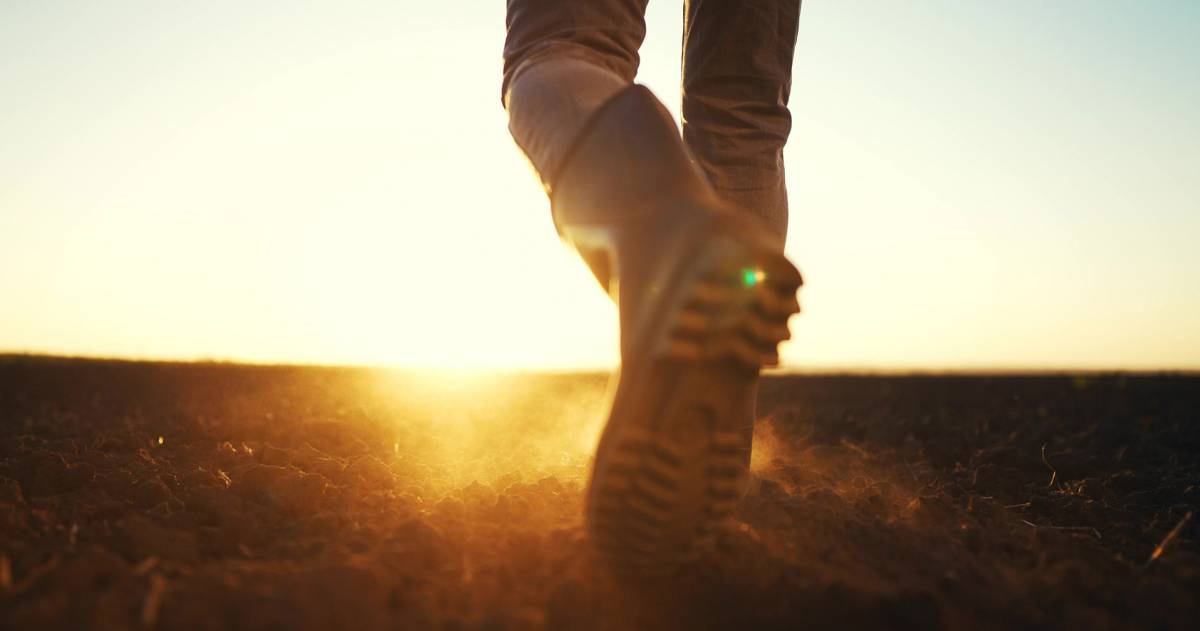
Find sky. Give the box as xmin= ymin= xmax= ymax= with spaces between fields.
xmin=1 ymin=1 xmax=1197 ymax=370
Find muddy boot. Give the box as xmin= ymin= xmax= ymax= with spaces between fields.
xmin=550 ymin=85 xmax=803 ymax=569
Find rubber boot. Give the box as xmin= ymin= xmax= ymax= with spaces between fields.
xmin=551 ymin=85 xmax=802 ymax=569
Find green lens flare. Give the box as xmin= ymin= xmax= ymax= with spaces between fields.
xmin=741 ymin=267 xmax=765 ymax=288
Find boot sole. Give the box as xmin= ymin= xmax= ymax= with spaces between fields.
xmin=585 ymin=236 xmax=801 ymax=571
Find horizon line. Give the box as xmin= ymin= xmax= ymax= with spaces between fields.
xmin=2 ymin=352 xmax=1198 ymax=376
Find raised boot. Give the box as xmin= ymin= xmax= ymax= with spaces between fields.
xmin=550 ymin=85 xmax=803 ymax=568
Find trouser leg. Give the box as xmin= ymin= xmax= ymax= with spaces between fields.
xmin=502 ymin=0 xmax=650 ymax=192
xmin=682 ymin=0 xmax=802 ymax=243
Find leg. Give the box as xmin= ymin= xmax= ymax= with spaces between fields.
xmin=502 ymin=0 xmax=650 ymax=192
xmin=681 ymin=0 xmax=802 ymax=530
xmin=502 ymin=0 xmax=802 ymax=571
xmin=682 ymin=0 xmax=802 ymax=243
xmin=548 ymin=89 xmax=802 ymax=570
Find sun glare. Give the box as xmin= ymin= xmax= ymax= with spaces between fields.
xmin=1 ymin=3 xmax=1197 ymax=370
xmin=367 ymin=366 xmax=610 ymax=490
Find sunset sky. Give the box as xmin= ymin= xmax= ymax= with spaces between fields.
xmin=2 ymin=1 xmax=1197 ymax=370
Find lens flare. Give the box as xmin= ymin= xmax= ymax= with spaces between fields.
xmin=741 ymin=267 xmax=766 ymax=288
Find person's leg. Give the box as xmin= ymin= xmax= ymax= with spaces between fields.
xmin=679 ymin=0 xmax=802 ymax=522
xmin=682 ymin=0 xmax=802 ymax=244
xmin=550 ymin=84 xmax=801 ymax=569
xmin=502 ymin=0 xmax=649 ymax=193
xmin=502 ymin=0 xmax=802 ymax=570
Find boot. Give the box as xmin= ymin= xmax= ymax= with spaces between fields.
xmin=550 ymin=85 xmax=802 ymax=568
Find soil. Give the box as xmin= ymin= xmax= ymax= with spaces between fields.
xmin=0 ymin=356 xmax=1197 ymax=630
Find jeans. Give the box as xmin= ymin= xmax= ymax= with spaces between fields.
xmin=503 ymin=0 xmax=802 ymax=240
